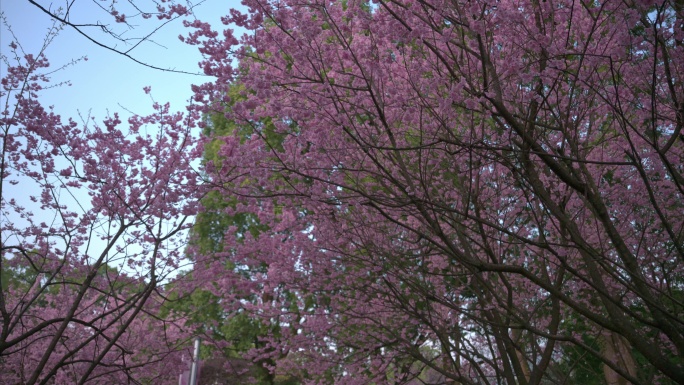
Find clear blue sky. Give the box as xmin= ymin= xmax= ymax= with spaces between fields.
xmin=1 ymin=0 xmax=243 ymax=119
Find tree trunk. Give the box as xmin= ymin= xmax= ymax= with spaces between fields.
xmin=602 ymin=332 xmax=637 ymax=385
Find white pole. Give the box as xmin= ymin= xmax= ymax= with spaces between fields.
xmin=189 ymin=337 xmax=201 ymax=385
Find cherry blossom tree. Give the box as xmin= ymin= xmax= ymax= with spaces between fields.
xmin=0 ymin=19 xmax=205 ymax=384
xmin=187 ymin=0 xmax=684 ymax=384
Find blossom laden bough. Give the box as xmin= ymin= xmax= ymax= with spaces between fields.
xmin=0 ymin=21 xmax=206 ymax=384
xmin=189 ymin=0 xmax=684 ymax=384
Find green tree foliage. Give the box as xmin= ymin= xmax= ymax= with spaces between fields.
xmin=166 ymin=83 xmax=298 ymax=385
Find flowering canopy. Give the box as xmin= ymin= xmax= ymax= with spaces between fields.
xmin=188 ymin=0 xmax=684 ymax=384
xmin=0 ymin=25 xmax=204 ymax=383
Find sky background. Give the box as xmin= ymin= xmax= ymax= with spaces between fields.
xmin=1 ymin=0 xmax=243 ymax=119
